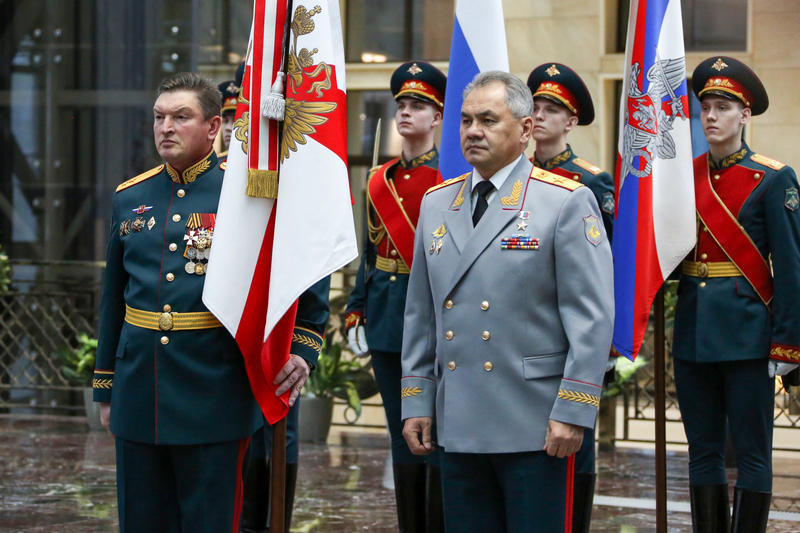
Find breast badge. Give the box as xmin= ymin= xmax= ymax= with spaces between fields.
xmin=517 ymin=211 xmax=529 ymax=231
xmin=147 ymin=216 xmax=156 ymax=231
xmin=132 ymin=205 xmax=153 ymax=215
xmin=120 ymin=220 xmax=131 ymax=236
xmin=583 ymin=215 xmax=602 ymax=246
xmin=430 ymin=225 xmax=447 ymax=255
xmin=132 ymin=217 xmax=145 ymax=232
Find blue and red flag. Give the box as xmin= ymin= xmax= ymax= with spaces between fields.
xmin=613 ymin=0 xmax=696 ymax=360
xmin=439 ymin=0 xmax=509 ymax=181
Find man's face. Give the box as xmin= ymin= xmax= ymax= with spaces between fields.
xmin=700 ymin=95 xmax=750 ymax=148
xmin=395 ymin=97 xmax=441 ymax=140
xmin=460 ymin=82 xmax=532 ymax=177
xmin=153 ymin=90 xmax=220 ymax=170
xmin=221 ymin=111 xmax=236 ymax=150
xmin=532 ymin=97 xmax=577 ymax=144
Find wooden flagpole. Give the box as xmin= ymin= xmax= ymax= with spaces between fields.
xmin=269 ymin=416 xmax=288 ymax=532
xmin=654 ymin=285 xmax=667 ymax=532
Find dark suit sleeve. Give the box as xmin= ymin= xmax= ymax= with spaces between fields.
xmin=291 ymin=276 xmax=331 ymax=367
xmin=93 ymin=193 xmax=129 ymax=403
xmin=765 ymin=165 xmax=800 ymax=362
xmin=549 ymin=187 xmax=615 ymax=429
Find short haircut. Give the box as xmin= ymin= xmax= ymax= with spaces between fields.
xmin=463 ymin=71 xmax=533 ymax=120
xmin=157 ymin=72 xmax=222 ymax=121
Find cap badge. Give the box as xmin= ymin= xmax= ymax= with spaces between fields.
xmin=711 ymin=58 xmax=728 ymax=71
xmin=226 ymin=82 xmax=237 ymax=93
xmin=407 ymin=63 xmax=423 ymax=75
xmin=545 ymin=64 xmax=560 ymax=77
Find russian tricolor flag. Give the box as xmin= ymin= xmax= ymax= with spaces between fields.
xmin=439 ymin=0 xmax=509 ymax=181
xmin=613 ymin=0 xmax=696 ymax=360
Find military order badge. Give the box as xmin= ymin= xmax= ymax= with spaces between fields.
xmin=786 ymin=188 xmax=799 ymax=211
xmin=584 ymin=215 xmax=602 ymax=246
xmin=183 ymin=213 xmax=216 ymax=275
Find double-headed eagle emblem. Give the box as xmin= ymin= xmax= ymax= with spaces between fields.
xmin=619 ymin=52 xmax=688 ymax=191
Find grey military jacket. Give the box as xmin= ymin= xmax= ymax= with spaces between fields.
xmin=401 ymin=157 xmax=614 ymax=454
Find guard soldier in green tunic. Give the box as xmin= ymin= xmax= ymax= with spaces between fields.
xmin=218 ymin=79 xmax=239 ymax=160
xmin=93 ymin=72 xmax=329 ymax=532
xmin=345 ymin=60 xmax=446 ymax=532
xmin=674 ymin=57 xmax=800 ymax=533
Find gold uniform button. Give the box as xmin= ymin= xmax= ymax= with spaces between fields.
xmin=448 ymin=361 xmax=456 ymax=371
xmin=481 ymin=331 xmax=490 ymax=341
xmin=445 ymin=331 xmax=454 ymax=340
xmin=169 ymin=243 xmax=178 ymax=252
xmin=480 ymin=301 xmax=489 ymax=311
xmin=172 ymin=214 xmax=181 ymax=222
xmin=177 ymin=189 xmax=185 ymax=198
xmin=161 ymin=336 xmax=169 ymax=345
xmin=390 ymin=275 xmax=397 ymax=282
xmin=445 ymin=300 xmax=454 ymax=310
xmin=702 ymin=227 xmax=709 ymax=233
xmin=700 ymin=253 xmax=708 ymax=260
xmin=390 ymin=250 xmax=398 ymax=257
xmin=166 ymin=273 xmax=175 ymax=282
xmin=699 ymin=282 xmax=707 ymax=288
xmin=163 ymin=304 xmax=172 ymax=312
xmin=404 ymin=174 xmax=411 ymax=180
xmin=753 ymin=173 xmax=760 ymax=180
xmin=713 ymin=174 xmax=720 ymax=180
xmin=484 ymin=362 xmax=493 ymax=371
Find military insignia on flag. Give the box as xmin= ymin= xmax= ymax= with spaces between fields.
xmin=786 ymin=188 xmax=799 ymax=211
xmin=602 ymin=192 xmax=615 ymax=214
xmin=584 ymin=215 xmax=602 ymax=246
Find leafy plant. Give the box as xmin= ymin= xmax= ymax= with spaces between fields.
xmin=56 ymin=333 xmax=98 ymax=387
xmin=0 ymin=241 xmax=11 ymax=296
xmin=305 ymin=339 xmax=368 ymax=417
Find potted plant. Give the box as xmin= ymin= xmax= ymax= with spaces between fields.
xmin=56 ymin=333 xmax=103 ymax=430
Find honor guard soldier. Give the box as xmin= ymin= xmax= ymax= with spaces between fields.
xmin=526 ymin=62 xmax=616 ymax=533
xmin=93 ymin=72 xmax=330 ymax=533
xmin=217 ymin=78 xmax=239 ymax=160
xmin=344 ymin=60 xmax=446 ymax=532
xmin=401 ymin=71 xmax=614 ymax=533
xmin=673 ymin=57 xmax=800 ymax=533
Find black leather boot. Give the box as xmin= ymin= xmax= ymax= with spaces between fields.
xmin=689 ymin=484 xmax=730 ymax=533
xmin=572 ymin=473 xmax=596 ymax=533
xmin=730 ymin=487 xmax=771 ymax=533
xmin=283 ymin=463 xmax=299 ymax=533
xmin=393 ymin=463 xmax=427 ymax=532
xmin=240 ymin=458 xmax=270 ymax=533
xmin=425 ymin=465 xmax=445 ymax=532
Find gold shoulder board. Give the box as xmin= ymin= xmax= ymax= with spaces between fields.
xmin=116 ymin=165 xmax=165 ymax=193
xmin=750 ymin=153 xmax=786 ymax=170
xmin=572 ymin=158 xmax=604 ymax=175
xmin=426 ymin=173 xmax=469 ymax=194
xmin=529 ymin=168 xmax=584 ymax=191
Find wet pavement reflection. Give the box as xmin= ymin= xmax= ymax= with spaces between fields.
xmin=1 ymin=415 xmax=799 ymax=532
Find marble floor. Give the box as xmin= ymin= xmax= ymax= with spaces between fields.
xmin=1 ymin=415 xmax=799 ymax=532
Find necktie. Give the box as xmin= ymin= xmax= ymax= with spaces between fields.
xmin=472 ymin=180 xmax=496 ymax=227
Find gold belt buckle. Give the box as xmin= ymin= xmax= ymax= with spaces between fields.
xmin=388 ymin=259 xmax=398 ymax=273
xmin=159 ymin=312 xmax=174 ymax=331
xmin=697 ymin=263 xmax=709 ymax=278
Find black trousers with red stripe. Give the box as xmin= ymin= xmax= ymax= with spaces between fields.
xmin=115 ymin=436 xmax=250 ymax=533
xmin=440 ymin=449 xmax=573 ymax=533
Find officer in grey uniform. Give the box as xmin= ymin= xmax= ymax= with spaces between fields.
xmin=401 ymin=71 xmax=614 ymax=533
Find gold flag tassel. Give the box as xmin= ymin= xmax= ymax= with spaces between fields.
xmin=246 ymin=169 xmax=280 ymax=198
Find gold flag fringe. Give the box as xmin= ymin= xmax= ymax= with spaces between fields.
xmin=246 ymin=169 xmax=279 ymax=198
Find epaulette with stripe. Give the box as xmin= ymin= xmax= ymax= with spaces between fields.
xmin=426 ymin=173 xmax=468 ymax=195
xmin=750 ymin=153 xmax=786 ymax=171
xmin=529 ymin=168 xmax=584 ymax=191
xmin=572 ymin=158 xmax=604 ymax=175
xmin=116 ymin=165 xmax=164 ymax=193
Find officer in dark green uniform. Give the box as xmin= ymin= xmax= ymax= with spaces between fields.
xmin=93 ymin=72 xmax=329 ymax=532
xmin=345 ymin=61 xmax=446 ymax=532
xmin=218 ymin=79 xmax=239 ymax=160
xmin=526 ymin=63 xmax=616 ymax=533
xmin=674 ymin=57 xmax=800 ymax=533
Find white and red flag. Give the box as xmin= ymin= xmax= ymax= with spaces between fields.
xmin=203 ymin=0 xmax=357 ymax=423
xmin=612 ymin=0 xmax=696 ymax=360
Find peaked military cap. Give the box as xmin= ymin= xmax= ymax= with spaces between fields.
xmin=218 ymin=80 xmax=238 ymax=113
xmin=692 ymin=56 xmax=769 ymax=116
xmin=390 ymin=61 xmax=446 ymax=108
xmin=527 ymin=63 xmax=595 ymax=126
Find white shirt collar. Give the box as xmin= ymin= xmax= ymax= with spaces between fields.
xmin=470 ymin=153 xmax=525 ymax=200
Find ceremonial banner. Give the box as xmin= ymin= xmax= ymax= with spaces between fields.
xmin=204 ymin=0 xmax=357 ymax=423
xmin=613 ymin=0 xmax=696 ymax=360
xmin=438 ymin=0 xmax=509 ymax=180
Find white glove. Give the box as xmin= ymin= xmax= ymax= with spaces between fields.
xmin=769 ymin=361 xmax=799 ymax=378
xmin=347 ymin=325 xmax=370 ymax=358
xmin=605 ymin=357 xmax=618 ymax=373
